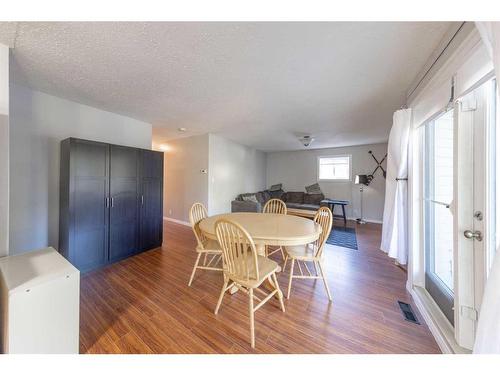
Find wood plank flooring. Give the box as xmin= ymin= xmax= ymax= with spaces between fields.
xmin=79 ymin=220 xmax=441 ymax=353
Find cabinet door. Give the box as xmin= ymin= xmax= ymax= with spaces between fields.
xmin=71 ymin=140 xmax=109 ymax=271
xmin=139 ymin=150 xmax=164 ymax=251
xmin=109 ymin=145 xmax=139 ymax=262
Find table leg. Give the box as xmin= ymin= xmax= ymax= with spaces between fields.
xmin=341 ymin=204 xmax=347 ymax=226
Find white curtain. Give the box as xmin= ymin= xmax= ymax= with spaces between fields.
xmin=474 ymin=21 xmax=500 ymax=354
xmin=380 ymin=109 xmax=411 ymax=264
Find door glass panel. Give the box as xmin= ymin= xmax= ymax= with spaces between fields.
xmin=426 ymin=109 xmax=454 ymax=290
xmin=424 ymin=108 xmax=455 ymax=324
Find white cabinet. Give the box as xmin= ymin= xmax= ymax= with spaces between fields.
xmin=0 ymin=247 xmax=80 ymax=353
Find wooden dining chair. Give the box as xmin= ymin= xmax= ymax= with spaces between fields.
xmin=283 ymin=206 xmax=333 ymax=301
xmin=188 ymin=202 xmax=223 ymax=286
xmin=262 ymin=198 xmax=287 ymax=259
xmin=214 ymin=218 xmax=285 ymax=348
xmin=263 ymin=198 xmax=287 ymax=215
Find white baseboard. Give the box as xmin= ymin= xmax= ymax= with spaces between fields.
xmin=163 ymin=216 xmax=190 ymax=227
xmin=346 ymin=217 xmax=383 ymax=224
xmin=408 ymin=285 xmax=470 ymax=354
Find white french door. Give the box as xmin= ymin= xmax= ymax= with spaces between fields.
xmin=454 ymin=79 xmax=497 ymax=349
xmin=423 ymin=78 xmax=497 ymax=350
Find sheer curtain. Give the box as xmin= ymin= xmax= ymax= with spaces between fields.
xmin=381 ymin=109 xmax=411 ymax=264
xmin=474 ymin=21 xmax=500 ymax=354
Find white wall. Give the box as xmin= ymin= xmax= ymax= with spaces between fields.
xmin=208 ymin=134 xmax=267 ymax=215
xmin=0 ymin=44 xmax=9 ymax=257
xmin=158 ymin=133 xmax=267 ymax=222
xmin=266 ymin=143 xmax=388 ymax=223
xmin=159 ymin=134 xmax=210 ymax=223
xmin=9 ymin=84 xmax=152 ymax=255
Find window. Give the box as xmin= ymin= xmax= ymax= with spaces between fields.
xmin=318 ymin=155 xmax=351 ymax=181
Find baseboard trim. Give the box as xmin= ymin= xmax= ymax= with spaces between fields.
xmin=346 ymin=217 xmax=383 ymax=224
xmin=408 ymin=285 xmax=470 ymax=354
xmin=163 ymin=216 xmax=190 ymax=227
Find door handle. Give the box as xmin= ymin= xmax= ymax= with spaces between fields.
xmin=464 ymin=230 xmax=482 ymax=241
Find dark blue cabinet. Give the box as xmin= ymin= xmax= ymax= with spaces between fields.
xmin=59 ymin=138 xmax=163 ymax=272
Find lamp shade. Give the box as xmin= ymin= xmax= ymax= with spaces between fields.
xmin=355 ymin=174 xmax=371 ymax=186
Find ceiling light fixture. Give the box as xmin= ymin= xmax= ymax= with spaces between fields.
xmin=178 ymin=127 xmax=187 ymax=132
xmin=299 ymin=135 xmax=314 ymax=147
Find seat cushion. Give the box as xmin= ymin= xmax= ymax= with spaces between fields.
xmin=284 ymin=243 xmax=318 ymax=260
xmin=197 ymin=239 xmax=222 ymax=252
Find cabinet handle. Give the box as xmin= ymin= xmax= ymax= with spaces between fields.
xmin=111 ymin=197 xmax=114 ymax=208
xmin=105 ymin=197 xmax=110 ymax=208
xmin=141 ymin=195 xmax=144 ymax=206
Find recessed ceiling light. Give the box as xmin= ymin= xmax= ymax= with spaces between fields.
xmin=178 ymin=127 xmax=187 ymax=132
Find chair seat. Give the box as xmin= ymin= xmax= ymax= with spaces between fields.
xmin=196 ymin=239 xmax=222 ymax=252
xmin=284 ymin=243 xmax=319 ymax=260
xmin=231 ymin=255 xmax=281 ymax=288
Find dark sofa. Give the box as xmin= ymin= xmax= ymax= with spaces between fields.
xmin=231 ymin=189 xmax=325 ymax=213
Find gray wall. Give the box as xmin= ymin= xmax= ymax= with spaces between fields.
xmin=208 ymin=134 xmax=266 ymax=215
xmin=266 ymin=143 xmax=388 ymax=223
xmin=161 ymin=134 xmax=210 ymax=223
xmin=9 ymin=84 xmax=152 ymax=255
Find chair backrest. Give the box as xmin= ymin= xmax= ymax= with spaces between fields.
xmin=215 ymin=219 xmax=259 ymax=282
xmin=263 ymin=198 xmax=287 ymax=215
xmin=189 ymin=202 xmax=208 ymax=249
xmin=312 ymin=206 xmax=333 ymax=258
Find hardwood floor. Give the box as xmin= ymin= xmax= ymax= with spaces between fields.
xmin=79 ymin=219 xmax=441 ymax=354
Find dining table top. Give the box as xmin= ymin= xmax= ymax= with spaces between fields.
xmin=199 ymin=212 xmax=322 ymax=247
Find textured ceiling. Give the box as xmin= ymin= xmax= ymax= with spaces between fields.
xmin=0 ymin=22 xmax=453 ymax=151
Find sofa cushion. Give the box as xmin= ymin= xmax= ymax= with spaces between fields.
xmin=285 ymin=191 xmax=305 ymax=204
xmin=285 ymin=203 xmax=320 ymax=210
xmin=304 ymin=193 xmax=325 ymax=205
xmin=261 ymin=190 xmax=271 ymax=202
xmin=255 ymin=192 xmax=267 ymax=204
xmin=305 ymin=182 xmax=322 ymax=195
xmin=269 ymin=189 xmax=284 ymax=199
xmin=269 ymin=183 xmax=283 ymax=191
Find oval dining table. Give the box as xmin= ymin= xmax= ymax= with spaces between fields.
xmin=199 ymin=212 xmax=322 ymax=294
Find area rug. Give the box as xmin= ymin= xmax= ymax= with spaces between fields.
xmin=326 ymin=226 xmax=358 ymax=250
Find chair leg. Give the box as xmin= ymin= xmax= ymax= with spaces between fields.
xmin=283 ymin=254 xmax=288 ymax=272
xmin=313 ymin=260 xmax=319 ymax=276
xmin=279 ymin=246 xmax=285 ymax=261
xmin=214 ymin=276 xmax=229 ymax=314
xmin=188 ymin=253 xmax=202 ymax=286
xmin=287 ymin=259 xmax=295 ymax=299
xmin=318 ymin=261 xmax=333 ymax=302
xmin=272 ymin=272 xmax=285 ymax=312
xmin=249 ymin=288 xmax=255 ymax=348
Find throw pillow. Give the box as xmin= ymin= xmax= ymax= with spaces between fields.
xmin=305 ymin=182 xmax=322 ymax=195
xmin=269 ymin=183 xmax=282 ymax=191
xmin=242 ymin=194 xmax=258 ymax=203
